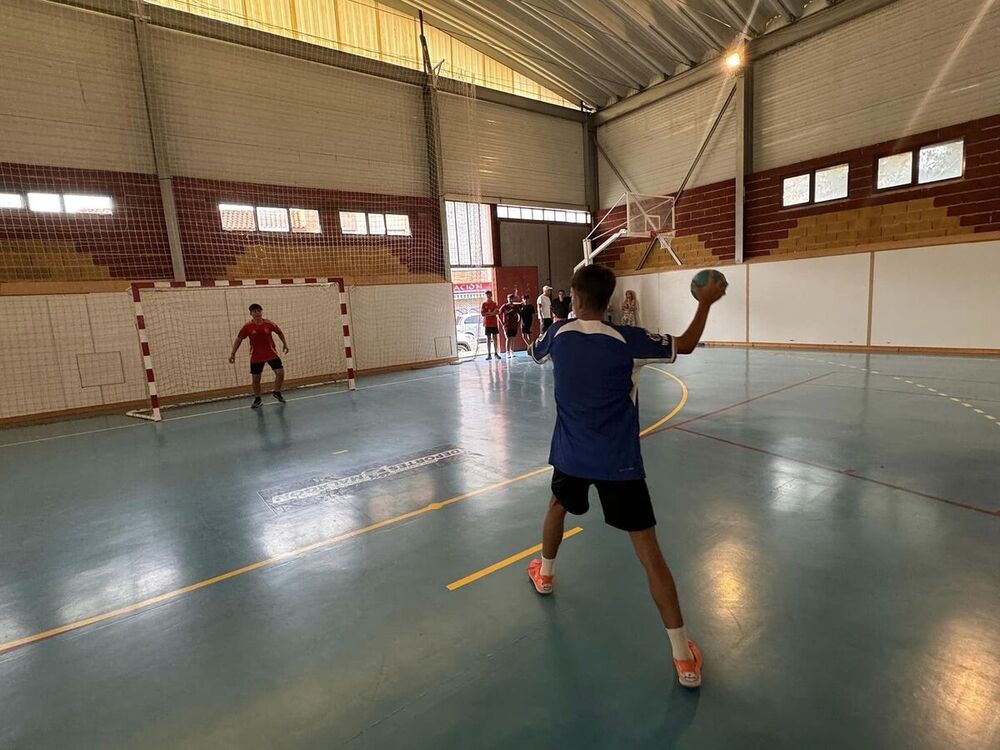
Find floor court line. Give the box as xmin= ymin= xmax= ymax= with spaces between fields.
xmin=446 ymin=527 xmax=584 ymax=591
xmin=674 ymin=426 xmax=999 ymax=518
xmin=0 ymin=367 xmax=688 ymax=655
xmin=644 ymin=371 xmax=835 ymax=437
xmin=0 ymin=371 xmax=458 ymax=449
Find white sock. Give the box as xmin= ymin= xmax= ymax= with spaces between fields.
xmin=540 ymin=556 xmax=555 ymax=577
xmin=666 ymin=626 xmax=693 ymax=661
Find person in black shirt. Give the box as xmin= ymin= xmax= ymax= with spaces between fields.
xmin=518 ymin=293 xmax=536 ymax=347
xmin=551 ymin=289 xmax=572 ymax=321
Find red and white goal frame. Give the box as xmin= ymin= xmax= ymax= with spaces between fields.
xmin=128 ymin=277 xmax=357 ymax=422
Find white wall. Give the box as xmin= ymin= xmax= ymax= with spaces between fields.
xmin=1 ymin=282 xmax=456 ymax=420
xmin=610 ymin=240 xmax=1000 ymax=351
xmin=349 ymin=282 xmax=456 ymax=370
xmin=0 ymin=0 xmax=154 ymax=172
xmin=0 ymin=291 xmax=147 ymax=420
xmin=871 ymin=243 xmax=1000 ymax=349
xmin=596 ymin=76 xmax=738 ymax=206
xmin=750 ymin=254 xmax=871 ymax=345
xmin=439 ymin=94 xmax=586 ymax=206
xmin=754 ymin=0 xmax=1000 ymax=170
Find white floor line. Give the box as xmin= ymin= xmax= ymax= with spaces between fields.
xmin=0 ymin=371 xmax=457 ymax=448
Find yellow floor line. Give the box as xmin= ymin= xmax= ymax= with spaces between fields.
xmin=446 ymin=527 xmax=584 ymax=591
xmin=0 ymin=369 xmax=687 ymax=655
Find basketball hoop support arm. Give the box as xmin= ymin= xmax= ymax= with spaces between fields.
xmin=575 ymin=228 xmax=628 ymax=272
xmin=636 ymin=82 xmax=738 ymax=271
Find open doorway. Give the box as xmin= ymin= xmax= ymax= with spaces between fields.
xmin=446 ymin=200 xmax=494 ymax=359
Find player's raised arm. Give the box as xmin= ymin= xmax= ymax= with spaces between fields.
xmin=674 ymin=273 xmax=727 ymax=354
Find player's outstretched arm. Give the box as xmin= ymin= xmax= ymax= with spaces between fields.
xmin=674 ymin=276 xmax=727 ymax=354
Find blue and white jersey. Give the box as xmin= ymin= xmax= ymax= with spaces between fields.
xmin=528 ymin=319 xmax=675 ymax=481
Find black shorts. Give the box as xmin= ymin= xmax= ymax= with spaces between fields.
xmin=250 ymin=357 xmax=283 ymax=375
xmin=551 ymin=468 xmax=655 ymax=532
xmin=504 ymin=327 xmax=518 ymax=339
xmin=541 ymin=318 xmax=553 ymax=333
xmin=485 ymin=326 xmax=499 ymax=336
xmin=521 ymin=322 xmax=533 ymax=335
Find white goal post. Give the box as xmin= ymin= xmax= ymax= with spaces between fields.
xmin=128 ymin=277 xmax=357 ymax=421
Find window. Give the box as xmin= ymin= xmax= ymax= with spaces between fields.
xmin=256 ymin=206 xmax=290 ymax=232
xmin=63 ymin=194 xmax=113 ymax=215
xmin=339 ymin=211 xmax=368 ymax=234
xmin=0 ymin=193 xmax=24 ymax=209
xmin=877 ymin=152 xmax=913 ymax=190
xmin=367 ymin=213 xmax=386 ymax=235
xmin=876 ymin=139 xmax=965 ymax=191
xmin=446 ymin=200 xmax=494 ymax=267
xmin=497 ymin=203 xmax=591 ymax=224
xmin=289 ymin=208 xmax=321 ymax=234
xmin=782 ymin=174 xmax=810 ymax=207
xmin=386 ymin=214 xmax=411 ymax=236
xmin=28 ymin=192 xmax=63 ymax=213
xmin=814 ymin=164 xmax=849 ymax=203
xmin=918 ymin=139 xmax=964 ymax=184
xmin=219 ymin=203 xmax=256 ymax=231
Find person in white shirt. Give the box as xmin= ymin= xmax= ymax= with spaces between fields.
xmin=537 ymin=285 xmax=553 ymax=334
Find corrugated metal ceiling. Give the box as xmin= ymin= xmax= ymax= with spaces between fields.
xmin=382 ymin=0 xmax=821 ymax=109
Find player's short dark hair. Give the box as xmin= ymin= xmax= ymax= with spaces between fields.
xmin=248 ymin=303 xmax=262 ymax=312
xmin=571 ymin=265 xmax=616 ymax=311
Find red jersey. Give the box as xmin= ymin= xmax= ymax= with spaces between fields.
xmin=238 ymin=320 xmax=283 ymax=363
xmin=481 ymin=300 xmax=499 ymax=328
xmin=498 ymin=302 xmax=521 ymax=329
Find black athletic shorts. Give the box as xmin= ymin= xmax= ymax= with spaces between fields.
xmin=541 ymin=318 xmax=553 ymax=333
xmin=250 ymin=357 xmax=283 ymax=375
xmin=551 ymin=468 xmax=655 ymax=532
xmin=521 ymin=323 xmax=532 ymax=335
xmin=504 ymin=327 xmax=518 ymax=339
xmin=485 ymin=326 xmax=499 ymax=336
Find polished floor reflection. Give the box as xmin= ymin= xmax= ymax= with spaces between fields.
xmin=0 ymin=350 xmax=997 ymax=749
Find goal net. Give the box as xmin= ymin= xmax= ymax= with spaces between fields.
xmin=129 ymin=278 xmax=355 ymax=421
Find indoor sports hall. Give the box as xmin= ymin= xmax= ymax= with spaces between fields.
xmin=0 ymin=1 xmax=997 ymax=748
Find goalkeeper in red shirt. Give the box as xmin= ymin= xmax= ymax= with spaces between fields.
xmin=229 ymin=303 xmax=289 ymax=408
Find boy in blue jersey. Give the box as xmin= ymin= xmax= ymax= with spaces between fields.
xmin=526 ymin=263 xmax=726 ymax=688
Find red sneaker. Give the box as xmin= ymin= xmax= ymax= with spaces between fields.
xmin=673 ymin=640 xmax=703 ymax=688
xmin=527 ymin=558 xmax=554 ymax=595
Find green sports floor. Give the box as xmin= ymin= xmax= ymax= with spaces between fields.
xmin=1 ymin=349 xmax=997 ymax=749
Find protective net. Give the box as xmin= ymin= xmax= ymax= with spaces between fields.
xmin=0 ymin=0 xmax=511 ymax=421
xmin=130 ymin=280 xmax=354 ymax=420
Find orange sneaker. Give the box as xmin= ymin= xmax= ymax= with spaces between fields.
xmin=673 ymin=640 xmax=703 ymax=688
xmin=527 ymin=558 xmax=554 ymax=595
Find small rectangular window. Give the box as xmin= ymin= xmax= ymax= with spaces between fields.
xmin=289 ymin=208 xmax=321 ymax=234
xmin=814 ymin=164 xmax=849 ymax=203
xmin=339 ymin=211 xmax=368 ymax=235
xmin=507 ymin=207 xmax=521 ymax=219
xmin=782 ymin=174 xmax=810 ymax=207
xmin=496 ymin=205 xmax=508 ymax=219
xmin=256 ymin=206 xmax=290 ymax=232
xmin=0 ymin=193 xmax=24 ymax=209
xmin=877 ymin=152 xmax=913 ymax=190
xmin=543 ymin=209 xmax=556 ymax=221
xmin=385 ymin=214 xmax=411 ymax=236
xmin=367 ymin=213 xmax=386 ymax=235
xmin=918 ymin=139 xmax=963 ymax=184
xmin=28 ymin=192 xmax=63 ymax=213
xmin=64 ymin=194 xmax=113 ymax=215
xmin=532 ymin=208 xmax=543 ymax=221
xmin=219 ymin=203 xmax=256 ymax=231
xmin=554 ymin=210 xmax=567 ymax=222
